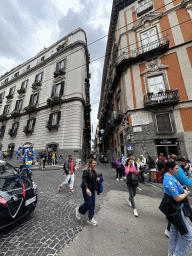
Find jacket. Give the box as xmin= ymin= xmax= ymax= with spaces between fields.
xmin=159 ymin=193 xmax=192 ymax=235
xmin=63 ymin=160 xmax=75 ymax=174
xmin=147 ymin=158 xmax=156 ymax=169
xmin=81 ymin=169 xmax=98 ymax=191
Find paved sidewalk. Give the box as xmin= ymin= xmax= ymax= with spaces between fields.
xmin=57 ymin=190 xmax=170 ymax=256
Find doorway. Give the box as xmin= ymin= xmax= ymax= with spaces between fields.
xmin=155 ymin=139 xmax=179 ymax=157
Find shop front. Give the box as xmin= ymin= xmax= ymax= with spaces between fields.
xmin=154 ymin=139 xmax=179 ymax=157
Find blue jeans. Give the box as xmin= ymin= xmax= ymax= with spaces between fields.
xmin=79 ymin=189 xmax=95 ymax=220
xmin=169 ymin=209 xmax=192 ymax=256
xmin=143 ymin=165 xmax=147 ymax=174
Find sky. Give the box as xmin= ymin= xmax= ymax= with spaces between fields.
xmin=0 ymin=0 xmax=113 ymax=148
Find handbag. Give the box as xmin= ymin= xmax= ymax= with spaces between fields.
xmin=127 ymin=172 xmax=139 ymax=186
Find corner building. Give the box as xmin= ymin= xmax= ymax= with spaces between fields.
xmin=0 ymin=28 xmax=91 ymax=161
xmin=98 ymin=0 xmax=192 ymax=160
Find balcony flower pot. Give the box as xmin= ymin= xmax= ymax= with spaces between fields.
xmin=53 ymin=69 xmax=66 ymax=78
xmin=17 ymin=87 xmax=26 ymax=94
xmin=6 ymin=94 xmax=13 ymax=100
xmin=24 ymin=105 xmax=36 ymax=113
xmin=10 ymin=110 xmax=20 ymax=117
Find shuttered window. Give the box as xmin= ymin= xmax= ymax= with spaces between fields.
xmin=9 ymin=86 xmax=15 ymax=95
xmin=51 ymin=81 xmax=64 ymax=97
xmin=48 ymin=111 xmax=61 ymax=126
xmin=15 ymin=99 xmax=23 ymax=112
xmin=3 ymin=104 xmax=10 ymax=115
xmin=156 ymin=113 xmax=172 ymax=134
xmin=56 ymin=59 xmax=65 ymax=71
xmin=21 ymin=80 xmax=28 ymax=89
xmin=29 ymin=92 xmax=39 ymax=106
xmin=0 ymin=92 xmax=5 ymax=100
xmin=35 ymin=72 xmax=43 ymax=82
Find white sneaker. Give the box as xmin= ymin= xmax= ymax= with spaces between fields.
xmin=76 ymin=207 xmax=81 ymax=220
xmin=165 ymin=229 xmax=170 ymax=238
xmin=116 ymin=178 xmax=119 ymax=181
xmin=120 ymin=178 xmax=123 ymax=181
xmin=127 ymin=199 xmax=132 ymax=207
xmin=133 ymin=209 xmax=138 ymax=217
xmin=87 ymin=218 xmax=97 ymax=226
xmin=123 ymin=176 xmax=126 ymax=180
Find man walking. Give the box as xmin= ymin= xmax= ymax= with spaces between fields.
xmin=58 ymin=155 xmax=75 ymax=193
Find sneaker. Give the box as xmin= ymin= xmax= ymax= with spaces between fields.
xmin=76 ymin=207 xmax=81 ymax=220
xmin=87 ymin=218 xmax=97 ymax=226
xmin=127 ymin=199 xmax=132 ymax=207
xmin=123 ymin=176 xmax=126 ymax=180
xmin=133 ymin=209 xmax=138 ymax=217
xmin=70 ymin=189 xmax=75 ymax=193
xmin=58 ymin=185 xmax=61 ymax=193
xmin=120 ymin=178 xmax=123 ymax=181
xmin=116 ymin=178 xmax=119 ymax=181
xmin=165 ymin=229 xmax=170 ymax=238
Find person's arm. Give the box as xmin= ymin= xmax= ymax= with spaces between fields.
xmin=173 ymin=191 xmax=187 ymax=202
xmin=175 ymin=168 xmax=192 ymax=187
xmin=133 ymin=166 xmax=139 ymax=175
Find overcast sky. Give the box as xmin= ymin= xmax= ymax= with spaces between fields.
xmin=0 ymin=0 xmax=113 ymax=146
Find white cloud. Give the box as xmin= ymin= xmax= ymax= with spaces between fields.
xmin=51 ymin=0 xmax=82 ymax=16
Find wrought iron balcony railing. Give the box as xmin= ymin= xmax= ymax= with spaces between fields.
xmin=144 ymin=89 xmax=180 ymax=108
xmin=116 ymin=37 xmax=169 ymax=67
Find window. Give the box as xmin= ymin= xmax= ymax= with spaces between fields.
xmin=4 ymin=78 xmax=9 ymax=84
xmin=24 ymin=118 xmax=36 ymax=133
xmin=148 ymin=75 xmax=164 ymax=93
xmin=56 ymin=59 xmax=65 ymax=71
xmin=14 ymin=71 xmax=19 ymax=78
xmin=120 ymin=133 xmax=124 ymax=144
xmin=29 ymin=92 xmax=39 ymax=106
xmin=0 ymin=92 xmax=5 ymax=100
xmin=23 ymin=65 xmax=30 ymax=73
xmin=156 ymin=113 xmax=173 ymax=134
xmin=35 ymin=72 xmax=43 ymax=82
xmin=41 ymin=56 xmax=45 ymax=61
xmin=141 ymin=27 xmax=158 ymax=52
xmin=3 ymin=104 xmax=10 ymax=115
xmin=12 ymin=122 xmax=19 ymax=133
xmin=21 ymin=80 xmax=28 ymax=89
xmin=9 ymin=86 xmax=16 ymax=95
xmin=51 ymin=82 xmax=64 ymax=97
xmin=47 ymin=111 xmax=61 ymax=127
xmin=15 ymin=99 xmax=23 ymax=113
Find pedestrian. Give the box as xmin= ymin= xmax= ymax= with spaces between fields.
xmin=59 ymin=153 xmax=63 ymax=165
xmin=159 ymin=160 xmax=192 ymax=256
xmin=37 ymin=152 xmax=40 ymax=163
xmin=43 ymin=151 xmax=47 ymax=168
xmin=147 ymin=155 xmax=157 ymax=182
xmin=58 ymin=154 xmax=75 ymax=193
xmin=75 ymin=159 xmax=100 ymax=226
xmin=156 ymin=153 xmax=166 ymax=172
xmin=39 ymin=152 xmax=44 ymax=170
xmin=115 ymin=157 xmax=123 ymax=181
xmin=3 ymin=151 xmax=7 ymax=159
xmin=52 ymin=152 xmax=56 ymax=165
xmin=125 ymin=158 xmax=139 ymax=217
xmin=140 ymin=155 xmax=147 ymax=174
xmin=136 ymin=158 xmax=145 ymax=184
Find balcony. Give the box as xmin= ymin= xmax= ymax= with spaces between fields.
xmin=137 ymin=0 xmax=153 ymax=17
xmin=143 ymin=89 xmax=180 ymax=109
xmin=116 ymin=37 xmax=169 ymax=70
xmin=53 ymin=68 xmax=66 ymax=78
xmin=47 ymin=94 xmax=61 ymax=106
xmin=46 ymin=120 xmax=60 ymax=131
xmin=24 ymin=105 xmax=37 ymax=113
xmin=6 ymin=94 xmax=13 ymax=100
xmin=8 ymin=129 xmax=17 ymax=137
xmin=32 ymin=81 xmax=42 ymax=90
xmin=0 ymin=114 xmax=8 ymax=122
xmin=17 ymin=87 xmax=26 ymax=94
xmin=23 ymin=125 xmax=34 ymax=134
xmin=10 ymin=110 xmax=20 ymax=118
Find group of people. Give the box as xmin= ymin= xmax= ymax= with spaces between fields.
xmin=37 ymin=152 xmax=63 ymax=166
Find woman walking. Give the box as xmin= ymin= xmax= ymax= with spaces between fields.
xmin=115 ymin=157 xmax=123 ymax=181
xmin=76 ymin=159 xmax=100 ymax=226
xmin=125 ymin=158 xmax=139 ymax=217
xmin=160 ymin=161 xmax=192 ymax=256
xmin=147 ymin=155 xmax=157 ymax=182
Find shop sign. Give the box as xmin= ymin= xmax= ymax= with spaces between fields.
xmin=127 ymin=144 xmax=133 ymax=151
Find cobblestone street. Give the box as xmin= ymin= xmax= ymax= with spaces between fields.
xmin=0 ymin=161 xmax=187 ymax=256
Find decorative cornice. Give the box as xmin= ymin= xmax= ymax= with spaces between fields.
xmin=132 ymin=11 xmax=163 ymax=31
xmin=141 ymin=58 xmax=168 ymax=75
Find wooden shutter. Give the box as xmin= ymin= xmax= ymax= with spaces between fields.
xmin=51 ymin=85 xmax=56 ymax=97
xmin=35 ymin=74 xmax=38 ymax=82
xmin=15 ymin=100 xmax=19 ymax=111
xmin=49 ymin=113 xmax=53 ymax=126
xmin=32 ymin=118 xmax=36 ymax=128
xmin=59 ymin=82 xmax=64 ymax=97
xmin=29 ymin=94 xmax=34 ymax=105
xmin=156 ymin=113 xmax=172 ymax=134
xmin=57 ymin=111 xmax=61 ymax=125
xmin=56 ymin=62 xmax=59 ymax=72
xmin=19 ymin=99 xmax=23 ymax=112
xmin=35 ymin=92 xmax=40 ymax=106
xmin=26 ymin=119 xmax=30 ymax=131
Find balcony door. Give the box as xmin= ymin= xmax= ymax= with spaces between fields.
xmin=148 ymin=75 xmax=165 ymax=94
xmin=141 ymin=27 xmax=158 ymax=52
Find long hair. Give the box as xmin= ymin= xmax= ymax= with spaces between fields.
xmin=161 ymin=160 xmax=177 ymax=179
xmin=85 ymin=159 xmax=96 ymax=170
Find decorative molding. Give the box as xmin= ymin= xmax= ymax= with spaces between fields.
xmin=132 ymin=11 xmax=163 ymax=31
xmin=141 ymin=58 xmax=168 ymax=75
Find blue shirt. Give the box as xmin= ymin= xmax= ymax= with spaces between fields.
xmin=22 ymin=157 xmax=33 ymax=168
xmin=24 ymin=149 xmax=35 ymax=156
xmin=163 ymin=173 xmax=183 ymax=197
xmin=174 ymin=164 xmax=192 ymax=187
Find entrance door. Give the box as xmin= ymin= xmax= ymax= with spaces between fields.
xmin=167 ymin=145 xmax=178 ymax=156
xmin=156 ymin=146 xmax=167 ymax=157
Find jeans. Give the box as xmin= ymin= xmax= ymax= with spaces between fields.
xmin=169 ymin=209 xmax=192 ymax=256
xmin=52 ymin=158 xmax=55 ymax=165
xmin=79 ymin=189 xmax=95 ymax=220
xmin=61 ymin=173 xmax=74 ymax=190
xmin=59 ymin=157 xmax=62 ymax=165
xmin=128 ymin=185 xmax=137 ymax=209
xmin=116 ymin=168 xmax=122 ymax=179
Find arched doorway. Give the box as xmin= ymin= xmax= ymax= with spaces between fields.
xmin=46 ymin=143 xmax=59 ymax=165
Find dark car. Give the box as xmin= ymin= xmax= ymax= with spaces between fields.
xmin=0 ymin=160 xmax=37 ymax=229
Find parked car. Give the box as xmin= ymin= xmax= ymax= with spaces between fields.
xmin=0 ymin=160 xmax=38 ymax=229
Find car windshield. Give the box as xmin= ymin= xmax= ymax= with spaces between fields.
xmin=0 ymin=163 xmax=17 ymax=177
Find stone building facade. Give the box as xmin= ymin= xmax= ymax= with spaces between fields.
xmin=0 ymin=28 xmax=91 ymax=161
xmin=98 ymin=0 xmax=192 ymax=160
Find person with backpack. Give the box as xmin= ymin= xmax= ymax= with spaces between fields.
xmin=58 ymin=154 xmax=75 ymax=193
xmin=156 ymin=153 xmax=166 ymax=172
xmin=125 ymin=158 xmax=139 ymax=217
xmin=147 ymin=155 xmax=157 ymax=182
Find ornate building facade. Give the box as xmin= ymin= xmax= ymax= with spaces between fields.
xmin=0 ymin=28 xmax=91 ymax=161
xmin=98 ymin=0 xmax=192 ymax=160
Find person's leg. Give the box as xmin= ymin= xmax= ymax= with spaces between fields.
xmin=172 ymin=210 xmax=192 ymax=256
xmin=149 ymin=171 xmax=151 ymax=181
xmin=79 ymin=190 xmax=91 ymax=215
xmin=119 ymin=168 xmax=123 ymax=179
xmin=116 ymin=168 xmax=119 ymax=179
xmin=60 ymin=174 xmax=70 ymax=187
xmin=153 ymin=171 xmax=156 ymax=182
xmin=69 ymin=174 xmax=74 ymax=190
xmin=88 ymin=190 xmax=95 ymax=220
xmin=128 ymin=185 xmax=135 ymax=209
